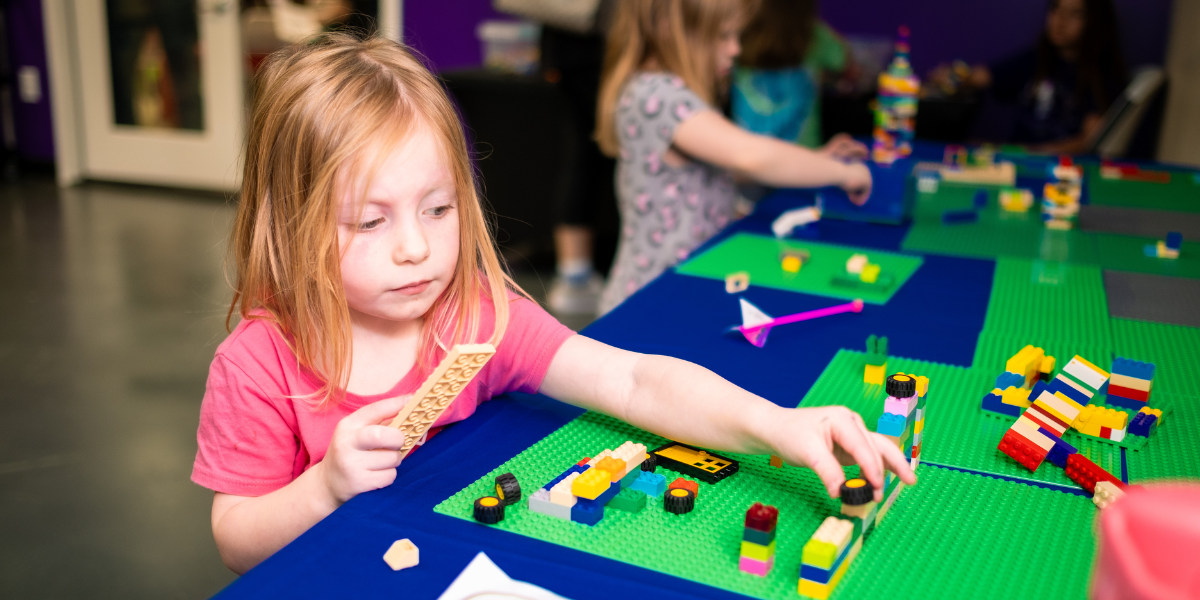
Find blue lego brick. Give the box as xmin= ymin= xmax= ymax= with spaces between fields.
xmin=630 ymin=471 xmax=667 ymax=497
xmin=1036 ymin=426 xmax=1059 ymax=440
xmin=1166 ymin=232 xmax=1182 ymax=250
xmin=996 ymin=372 xmax=1025 ymax=389
xmin=942 ymin=209 xmax=978 ymax=225
xmin=1112 ymin=357 xmax=1156 ymax=381
xmin=800 ymin=564 xmax=835 ymax=585
xmin=570 ymin=499 xmax=604 ymax=526
xmin=1030 ymin=380 xmax=1049 ymax=399
xmin=800 ymin=523 xmax=861 ymax=583
xmin=1128 ymin=412 xmax=1157 ymax=437
xmin=594 ymin=481 xmax=621 ymax=505
xmin=1105 ymin=394 xmax=1147 ymax=410
xmin=877 ymin=412 xmax=907 ymax=436
xmin=743 ymin=526 xmax=775 ymax=546
xmin=1047 ymin=376 xmax=1092 ymax=405
xmin=543 ymin=464 xmax=589 ymax=490
xmin=969 ymin=192 xmax=988 ymax=211
xmin=1046 ymin=437 xmax=1078 ymax=468
xmin=1144 ymin=244 xmax=1159 ymax=257
xmin=982 ymin=391 xmax=1023 ymax=417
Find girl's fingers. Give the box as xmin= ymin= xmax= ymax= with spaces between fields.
xmin=802 ymin=439 xmax=849 ymax=498
xmin=344 ymin=395 xmax=412 ymax=428
xmin=827 ymin=411 xmax=886 ymax=498
xmin=358 ymin=448 xmax=405 ymax=472
xmin=354 ymin=424 xmax=409 ymax=452
xmin=873 ymin=433 xmax=917 ymax=485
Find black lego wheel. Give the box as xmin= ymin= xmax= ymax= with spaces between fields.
xmin=473 ymin=496 xmax=505 ymax=524
xmin=886 ymin=374 xmax=917 ymax=398
xmin=494 ymin=473 xmax=521 ymax=506
xmin=664 ymin=487 xmax=696 ymax=514
xmin=641 ymin=453 xmax=657 ymax=473
xmin=840 ymin=478 xmax=874 ymax=505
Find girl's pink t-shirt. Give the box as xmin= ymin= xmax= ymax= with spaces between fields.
xmin=191 ymin=296 xmax=574 ymax=497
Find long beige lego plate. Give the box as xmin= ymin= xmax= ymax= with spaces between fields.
xmin=387 ymin=343 xmax=496 ymax=457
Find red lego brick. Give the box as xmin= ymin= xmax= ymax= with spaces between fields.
xmin=577 ymin=457 xmax=591 ymax=466
xmin=998 ymin=429 xmax=1049 ymax=471
xmin=1024 ymin=411 xmax=1062 ymax=437
xmin=668 ymin=478 xmax=699 ymax=499
xmin=1065 ymin=453 xmax=1122 ymax=493
xmin=1107 ymin=384 xmax=1149 ymax=402
xmin=744 ymin=502 xmax=779 ymax=532
xmin=1100 ymin=426 xmax=1112 ymax=438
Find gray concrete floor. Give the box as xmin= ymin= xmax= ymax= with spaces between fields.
xmin=0 ymin=176 xmax=592 ymax=598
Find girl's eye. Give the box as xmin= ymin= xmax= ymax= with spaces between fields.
xmin=357 ymin=217 xmax=384 ymax=231
xmin=428 ymin=204 xmax=454 ymax=217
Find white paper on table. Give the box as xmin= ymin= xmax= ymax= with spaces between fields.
xmin=435 ymin=552 xmax=572 ymax=600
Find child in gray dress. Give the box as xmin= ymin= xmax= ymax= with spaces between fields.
xmin=595 ymin=0 xmax=871 ymax=314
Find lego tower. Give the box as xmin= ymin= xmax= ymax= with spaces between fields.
xmin=872 ymin=26 xmax=919 ymax=164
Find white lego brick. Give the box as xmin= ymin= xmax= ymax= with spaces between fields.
xmin=1063 ymin=357 xmax=1109 ymax=391
xmin=550 ymin=473 xmax=580 ymax=506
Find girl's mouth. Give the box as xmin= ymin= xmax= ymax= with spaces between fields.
xmin=393 ymin=280 xmax=431 ymax=295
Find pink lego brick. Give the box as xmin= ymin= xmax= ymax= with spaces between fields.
xmin=883 ymin=394 xmax=917 ymax=417
xmin=738 ymin=555 xmax=774 ymax=577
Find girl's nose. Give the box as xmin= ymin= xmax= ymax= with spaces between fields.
xmin=392 ymin=218 xmax=430 ymax=265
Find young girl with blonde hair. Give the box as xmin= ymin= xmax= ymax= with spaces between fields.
xmin=193 ymin=33 xmax=913 ymax=573
xmin=595 ymin=0 xmax=870 ymax=313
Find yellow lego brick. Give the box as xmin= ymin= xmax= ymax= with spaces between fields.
xmin=801 ymin=539 xmax=837 ymax=570
xmin=1039 ymin=355 xmax=1056 ymax=375
xmin=1072 ymin=405 xmax=1103 ymax=437
xmin=594 ymin=457 xmax=627 ymax=482
xmin=915 ymin=375 xmax=929 ymax=397
xmin=782 ymin=255 xmax=802 ymax=273
xmin=860 ymin=263 xmax=881 ymax=283
xmin=1001 ymin=386 xmax=1033 ymax=408
xmin=1098 ymin=408 xmax=1128 ymax=430
xmin=1034 ymin=391 xmax=1080 ymax=422
xmin=915 ymin=419 xmax=924 ymax=435
xmin=864 ymin=363 xmax=886 ymax=385
xmin=571 ymin=467 xmax=611 ymax=500
xmin=1051 ymin=390 xmax=1084 ymax=413
xmin=1071 ymin=355 xmax=1110 ymax=379
xmin=798 ymin=538 xmax=862 ymax=600
xmin=1006 ymin=345 xmax=1045 ymax=387
xmin=740 ymin=540 xmax=776 ymax=562
xmin=1110 ymin=373 xmax=1153 ymax=392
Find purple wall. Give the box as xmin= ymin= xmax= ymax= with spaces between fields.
xmin=820 ymin=0 xmax=1173 ymax=75
xmin=7 ymin=0 xmax=55 ymax=162
xmin=404 ymin=0 xmax=516 ymax=71
xmin=407 ymin=0 xmax=1172 ymax=75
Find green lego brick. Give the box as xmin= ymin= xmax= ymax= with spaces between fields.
xmin=674 ymin=232 xmax=924 ymax=304
xmin=803 ymin=350 xmax=1121 ymax=488
xmin=607 ymin=487 xmax=647 ymax=513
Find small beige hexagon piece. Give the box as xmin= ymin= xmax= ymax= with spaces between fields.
xmin=383 ymin=538 xmax=419 ymax=571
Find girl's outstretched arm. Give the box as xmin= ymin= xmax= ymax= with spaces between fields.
xmin=539 ymin=335 xmax=916 ymax=501
xmin=671 ymin=110 xmax=872 ymax=204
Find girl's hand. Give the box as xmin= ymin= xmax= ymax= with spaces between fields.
xmin=840 ymin=162 xmax=872 ymax=205
xmin=765 ymin=406 xmax=916 ymax=502
xmin=819 ymin=133 xmax=868 ymax=161
xmin=317 ymin=395 xmax=412 ymax=505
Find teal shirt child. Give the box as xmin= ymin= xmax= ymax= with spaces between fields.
xmin=732 ymin=22 xmax=846 ymax=148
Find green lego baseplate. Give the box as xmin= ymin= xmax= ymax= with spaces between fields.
xmin=1112 ymin=318 xmax=1200 ymax=482
xmin=674 ymin=232 xmax=924 ymax=304
xmin=434 ymin=348 xmax=1119 ymax=599
xmin=805 ymin=350 xmax=1122 ymax=489
xmin=1085 ymin=164 xmax=1200 ymax=214
xmin=900 ymin=184 xmax=1200 ymax=279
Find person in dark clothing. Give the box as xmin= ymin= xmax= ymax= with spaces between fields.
xmin=949 ymin=0 xmax=1128 ymax=153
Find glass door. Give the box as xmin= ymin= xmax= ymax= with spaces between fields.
xmin=72 ymin=0 xmax=243 ymax=191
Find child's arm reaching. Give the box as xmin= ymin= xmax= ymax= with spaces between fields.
xmin=209 ymin=395 xmax=411 ymax=573
xmin=671 ymin=110 xmax=873 ymax=205
xmin=539 ymin=335 xmax=916 ymax=501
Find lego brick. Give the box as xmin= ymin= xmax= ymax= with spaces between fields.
xmin=742 ymin=526 xmax=775 ymax=546
xmin=607 ymin=487 xmax=646 ymax=513
xmin=1092 ymin=480 xmax=1126 ymax=510
xmin=388 ymin=344 xmax=496 ymax=459
xmin=1065 ymin=453 xmax=1121 ymax=493
xmin=769 ymin=455 xmax=783 ymax=468
xmin=1110 ymin=428 xmax=1126 ymax=443
xmin=1139 ymin=406 xmax=1163 ymax=424
xmin=528 ymin=488 xmax=573 ymax=520
xmin=864 ymin=363 xmax=887 ymax=385
xmin=847 ymin=254 xmax=868 ymax=274
xmin=1106 ymin=394 xmax=1149 ymax=410
xmin=543 ymin=464 xmax=589 ymax=491
xmin=1033 ymin=391 xmax=1080 ymax=423
xmin=996 ymin=372 xmax=1025 ymax=389
xmin=999 ymin=428 xmax=1050 ymax=471
xmin=1049 ymin=375 xmax=1094 ymax=404
xmin=1045 ymin=437 xmax=1078 ymax=469
xmin=570 ymin=497 xmax=604 ymax=526
xmin=1111 ymin=357 xmax=1156 ymax=380
xmin=1062 ymin=355 xmax=1110 ymax=391
xmin=571 ymin=468 xmax=611 ymax=500
xmin=738 ymin=555 xmax=774 ymax=577
xmin=982 ymin=390 xmax=1024 ymax=417
xmin=725 ymin=271 xmax=749 ymax=293
xmin=668 ymin=478 xmax=700 ymax=499
xmin=840 ymin=500 xmax=878 ymax=520
xmin=1107 ymin=384 xmax=1150 ymax=402
xmin=1001 ymin=386 xmax=1032 ymax=408
xmin=619 ymin=465 xmax=641 ymax=488
xmin=382 ymin=539 xmax=419 ymax=571
xmin=877 ymin=412 xmax=907 ymax=436
xmin=1024 ymin=406 xmax=1067 ymax=437
xmin=860 ymin=263 xmax=882 ymax=283
xmin=739 ymin=540 xmax=776 ymax=562
xmin=1166 ymin=231 xmax=1182 ymax=250
xmin=594 ymin=457 xmax=627 ymax=482
xmin=1109 ymin=372 xmax=1153 ymax=392
xmin=811 ymin=516 xmax=855 ymax=555
xmin=744 ymin=502 xmax=779 ymax=532
xmin=798 ymin=537 xmax=863 ymax=600
xmin=651 ymin=442 xmax=740 ymax=484
xmin=942 ymin=209 xmax=979 ymax=224
xmin=630 ymin=471 xmax=667 ymax=497
xmin=1039 ymin=355 xmax=1056 ymax=376
xmin=883 ymin=394 xmax=917 ymax=417
xmin=1128 ymin=412 xmax=1156 ymax=437
xmin=1011 ymin=417 xmax=1056 ymax=451
xmin=550 ymin=473 xmax=580 ymax=506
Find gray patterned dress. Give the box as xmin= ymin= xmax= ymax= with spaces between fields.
xmin=598 ymin=73 xmax=737 ymax=314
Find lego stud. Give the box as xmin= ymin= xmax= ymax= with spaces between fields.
xmin=664 ymin=487 xmax=696 ymax=515
xmin=494 ymin=473 xmax=521 ymax=506
xmin=473 ymin=496 xmax=505 ymax=524
xmin=839 ymin=478 xmax=874 ymax=505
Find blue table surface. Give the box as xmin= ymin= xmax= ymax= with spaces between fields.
xmin=214 ymin=153 xmax=1002 ymax=599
